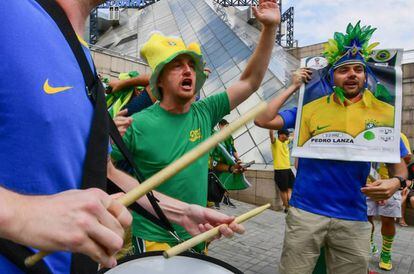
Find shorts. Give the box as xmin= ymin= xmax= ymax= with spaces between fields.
xmin=274 ymin=169 xmax=295 ymax=192
xmin=280 ymin=207 xmax=370 ymax=274
xmin=367 ymin=191 xmax=401 ymax=218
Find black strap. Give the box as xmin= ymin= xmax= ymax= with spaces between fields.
xmin=34 ymin=0 xmax=95 ymax=90
xmin=35 ymin=0 xmax=175 ymax=227
xmin=9 ymin=0 xmax=104 ymax=273
xmin=0 ymin=1 xmax=178 ymax=272
xmin=106 ymin=180 xmax=175 ymax=232
xmin=81 ymin=79 xmax=109 ymax=190
xmin=34 ymin=0 xmax=108 ymax=191
xmin=108 ymin=116 xmax=175 ymax=232
xmin=36 ymin=0 xmax=176 ymax=249
xmin=0 ymin=239 xmax=52 ymax=274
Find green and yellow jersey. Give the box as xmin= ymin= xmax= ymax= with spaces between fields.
xmin=298 ymin=90 xmax=394 ymax=146
xmin=111 ymin=92 xmax=230 ymax=246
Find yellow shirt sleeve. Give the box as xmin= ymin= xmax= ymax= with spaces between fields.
xmin=401 ymin=133 xmax=411 ymax=154
xmin=298 ymin=107 xmax=312 ymax=147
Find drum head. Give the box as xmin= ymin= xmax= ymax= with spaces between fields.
xmin=98 ymin=251 xmax=242 ymax=274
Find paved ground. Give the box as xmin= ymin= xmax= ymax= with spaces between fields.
xmin=208 ymin=200 xmax=414 ymax=274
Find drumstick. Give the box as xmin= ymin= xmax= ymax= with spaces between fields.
xmin=163 ymin=203 xmax=271 ymax=258
xmin=25 ymin=101 xmax=268 ymax=267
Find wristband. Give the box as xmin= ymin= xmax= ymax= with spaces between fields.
xmin=393 ymin=176 xmax=407 ymax=189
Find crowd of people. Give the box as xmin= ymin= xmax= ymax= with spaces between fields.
xmin=1 ymin=0 xmax=412 ymax=273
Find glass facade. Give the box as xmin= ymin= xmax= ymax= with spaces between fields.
xmin=96 ymin=0 xmax=300 ymax=169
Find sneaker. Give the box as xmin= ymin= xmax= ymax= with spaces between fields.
xmin=370 ymin=243 xmax=378 ymax=255
xmin=379 ymin=252 xmax=392 ymax=271
xmin=214 ymin=202 xmax=221 ymax=210
xmin=227 ymin=200 xmax=236 ymax=208
xmin=222 ymin=196 xmax=229 ymax=206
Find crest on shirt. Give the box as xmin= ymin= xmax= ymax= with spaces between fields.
xmin=365 ymin=119 xmax=379 ymax=129
xmin=189 ymin=128 xmax=202 ymax=142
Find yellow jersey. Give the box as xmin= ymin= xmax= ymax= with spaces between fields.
xmin=271 ymin=138 xmax=291 ymax=170
xmin=298 ymin=90 xmax=394 ymax=146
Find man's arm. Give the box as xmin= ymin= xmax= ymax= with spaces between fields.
xmin=212 ymin=162 xmax=245 ymax=174
xmin=362 ymin=159 xmax=409 ymax=201
xmin=0 ymin=186 xmax=131 ymax=268
xmin=254 ymin=68 xmax=311 ymax=129
xmin=107 ymin=160 xmax=245 ymax=237
xmin=269 ymin=130 xmax=276 ymax=144
xmin=107 ymin=74 xmax=151 ymax=94
xmin=226 ymin=0 xmax=280 ymax=110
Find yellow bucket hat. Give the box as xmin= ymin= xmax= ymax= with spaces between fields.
xmin=140 ymin=32 xmax=206 ymax=100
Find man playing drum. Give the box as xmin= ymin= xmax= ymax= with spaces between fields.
xmin=0 ymin=0 xmax=245 ymax=273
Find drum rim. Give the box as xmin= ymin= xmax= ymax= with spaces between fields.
xmin=98 ymin=251 xmax=243 ymax=274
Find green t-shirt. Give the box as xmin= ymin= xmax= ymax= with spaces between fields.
xmin=223 ymin=136 xmax=236 ymax=156
xmin=111 ymin=92 xmax=230 ymax=245
xmin=209 ymin=130 xmax=225 ymax=168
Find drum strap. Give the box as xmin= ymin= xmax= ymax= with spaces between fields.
xmin=0 ymin=0 xmax=180 ymax=273
xmin=0 ymin=239 xmax=52 ymax=274
xmin=36 ymin=0 xmax=178 ymax=238
xmin=34 ymin=0 xmax=177 ymax=237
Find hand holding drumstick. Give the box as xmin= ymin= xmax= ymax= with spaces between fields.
xmin=24 ymin=102 xmax=267 ymax=268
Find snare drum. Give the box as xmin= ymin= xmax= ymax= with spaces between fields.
xmin=98 ymin=251 xmax=242 ymax=274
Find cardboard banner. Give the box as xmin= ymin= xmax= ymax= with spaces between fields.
xmin=292 ymin=49 xmax=403 ymax=163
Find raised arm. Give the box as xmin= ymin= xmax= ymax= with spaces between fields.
xmin=269 ymin=130 xmax=276 ymax=143
xmin=254 ymin=68 xmax=311 ymax=129
xmin=108 ymin=74 xmax=151 ymax=94
xmin=227 ymin=0 xmax=280 ymax=110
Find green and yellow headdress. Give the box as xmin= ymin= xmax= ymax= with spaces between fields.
xmin=323 ymin=21 xmax=378 ymax=68
xmin=323 ymin=21 xmax=391 ymax=103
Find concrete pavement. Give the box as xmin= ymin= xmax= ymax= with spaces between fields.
xmin=209 ymin=200 xmax=414 ymax=274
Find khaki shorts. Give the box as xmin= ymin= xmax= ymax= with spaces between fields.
xmin=367 ymin=191 xmax=402 ymax=218
xmin=279 ymin=207 xmax=371 ymax=274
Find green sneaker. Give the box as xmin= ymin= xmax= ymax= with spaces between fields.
xmin=379 ymin=252 xmax=392 ymax=271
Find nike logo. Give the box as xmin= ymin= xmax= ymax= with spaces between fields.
xmin=43 ymin=79 xmax=73 ymax=94
xmin=316 ymin=125 xmax=330 ymax=131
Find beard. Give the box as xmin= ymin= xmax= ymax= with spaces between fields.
xmin=343 ymin=86 xmax=365 ymax=99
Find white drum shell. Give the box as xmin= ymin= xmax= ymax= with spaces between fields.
xmin=102 ymin=253 xmax=240 ymax=274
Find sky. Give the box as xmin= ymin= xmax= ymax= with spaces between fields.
xmin=282 ymin=0 xmax=414 ymax=50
